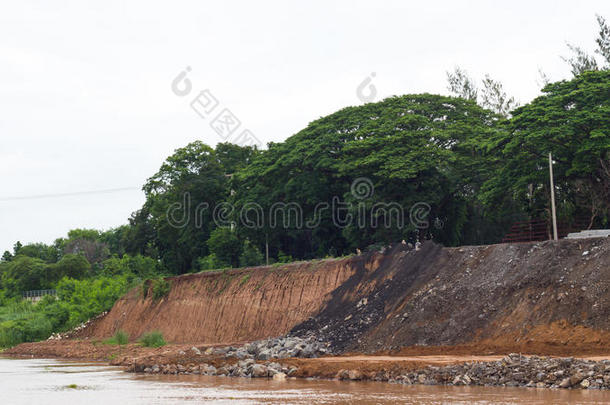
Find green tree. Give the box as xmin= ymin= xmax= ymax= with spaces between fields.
xmin=13 ymin=241 xmax=23 ymax=256
xmin=1 ymin=256 xmax=48 ymax=294
xmin=234 ymin=94 xmax=502 ymax=253
xmin=57 ymin=229 xmax=110 ymax=267
xmin=483 ymin=70 xmax=610 ymax=228
xmin=215 ymin=142 xmax=260 ymax=174
xmin=1 ymin=251 xmax=12 ymax=262
xmin=49 ymin=254 xmax=92 ymax=281
xmin=447 ymin=67 xmax=518 ymax=117
xmin=100 ymin=254 xmax=163 ymax=279
xmin=207 ymin=227 xmax=241 ymax=268
xmin=16 ymin=243 xmax=60 ymax=263
xmin=138 ymin=141 xmax=229 ymax=273
xmin=562 ymin=14 xmax=610 ymax=75
xmin=239 ymin=239 xmax=263 ymax=267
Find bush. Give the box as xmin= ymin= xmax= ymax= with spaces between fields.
xmin=0 ymin=304 xmax=53 ymax=348
xmin=277 ymin=251 xmax=293 ymax=264
xmin=103 ymin=330 xmax=129 ymax=345
xmin=151 ymin=279 xmax=171 ymax=300
xmin=239 ymin=240 xmax=263 ymax=267
xmin=207 ymin=228 xmax=241 ymax=267
xmin=56 ymin=275 xmax=131 ymax=328
xmin=138 ymin=331 xmax=166 ymax=347
xmin=197 ymin=254 xmax=229 ymax=271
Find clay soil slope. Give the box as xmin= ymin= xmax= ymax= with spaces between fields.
xmin=78 ymin=256 xmax=378 ymax=344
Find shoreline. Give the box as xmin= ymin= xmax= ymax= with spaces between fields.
xmin=6 ymin=340 xmax=610 ymax=390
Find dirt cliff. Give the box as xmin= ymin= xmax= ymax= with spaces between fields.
xmin=80 ymin=237 xmax=610 ymax=355
xmin=293 ymin=238 xmax=610 ymax=354
xmin=80 ymin=256 xmax=375 ymax=344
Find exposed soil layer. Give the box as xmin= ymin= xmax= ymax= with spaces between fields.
xmin=75 ymin=257 xmax=370 ymax=344
xmin=292 ymin=238 xmax=610 ymax=354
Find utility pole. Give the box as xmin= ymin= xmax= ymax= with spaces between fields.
xmin=265 ymin=234 xmax=269 ymax=265
xmin=549 ymin=152 xmax=558 ymax=241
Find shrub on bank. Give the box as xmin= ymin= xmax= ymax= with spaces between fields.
xmin=103 ymin=330 xmax=129 ymax=345
xmin=138 ymin=331 xmax=166 ymax=347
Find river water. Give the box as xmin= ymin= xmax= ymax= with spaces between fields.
xmin=2 ymin=357 xmax=610 ymax=404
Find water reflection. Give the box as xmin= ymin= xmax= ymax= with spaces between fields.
xmin=1 ymin=357 xmax=610 ymax=404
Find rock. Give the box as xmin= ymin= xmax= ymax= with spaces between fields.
xmin=300 ymin=345 xmax=315 ymax=358
xmin=235 ymin=349 xmax=249 ymax=360
xmin=336 ymin=369 xmax=350 ymax=380
xmin=417 ymin=374 xmax=427 ymax=384
xmin=214 ymin=347 xmax=229 ymax=356
xmin=191 ymin=346 xmax=201 ymax=355
xmin=238 ymin=359 xmax=255 ymax=368
xmin=287 ymin=367 xmax=298 ymax=376
xmin=257 ymin=350 xmax=271 ymax=360
xmin=273 ymin=372 xmax=287 ymax=381
xmin=569 ymin=373 xmax=585 ymax=386
xmin=202 ymin=365 xmax=217 ymax=375
xmin=251 ymin=364 xmax=268 ymax=378
xmin=580 ymin=379 xmax=590 ymax=388
xmin=559 ymin=377 xmax=572 ymax=388
xmin=348 ymin=370 xmax=363 ymax=380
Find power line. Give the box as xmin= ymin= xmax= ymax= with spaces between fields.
xmin=0 ymin=187 xmax=141 ymax=202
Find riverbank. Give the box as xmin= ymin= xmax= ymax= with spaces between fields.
xmin=6 ymin=238 xmax=610 ymax=391
xmin=7 ymin=339 xmax=610 ymax=390
xmin=6 ymin=358 xmax=610 ymax=405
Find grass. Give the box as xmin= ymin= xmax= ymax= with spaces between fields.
xmin=239 ymin=273 xmax=251 ymax=286
xmin=66 ymin=384 xmax=78 ymax=389
xmin=138 ymin=331 xmax=166 ymax=348
xmin=103 ymin=330 xmax=129 ymax=346
xmin=152 ymin=279 xmax=171 ymax=300
xmin=141 ymin=278 xmax=172 ymax=300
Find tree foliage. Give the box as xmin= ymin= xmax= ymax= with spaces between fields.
xmin=483 ymin=70 xmax=610 ymax=227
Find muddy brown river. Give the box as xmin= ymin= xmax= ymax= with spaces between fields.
xmin=2 ymin=358 xmax=610 ymax=404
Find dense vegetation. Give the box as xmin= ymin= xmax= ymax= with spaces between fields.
xmin=1 ymin=43 xmax=608 ymax=349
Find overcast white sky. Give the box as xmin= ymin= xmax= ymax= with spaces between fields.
xmin=0 ymin=1 xmax=608 ymax=253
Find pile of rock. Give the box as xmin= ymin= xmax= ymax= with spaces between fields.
xmin=142 ymin=360 xmax=297 ymax=380
xmin=47 ymin=311 xmax=108 ymax=341
xmin=211 ymin=336 xmax=331 ymax=360
xmin=337 ymin=354 xmax=610 ymax=390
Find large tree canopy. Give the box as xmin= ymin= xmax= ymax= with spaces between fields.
xmin=233 ymin=94 xmax=502 ymax=257
xmin=483 ymin=70 xmax=610 ymax=227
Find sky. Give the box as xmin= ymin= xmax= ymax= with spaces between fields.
xmin=0 ymin=0 xmax=608 ymax=253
